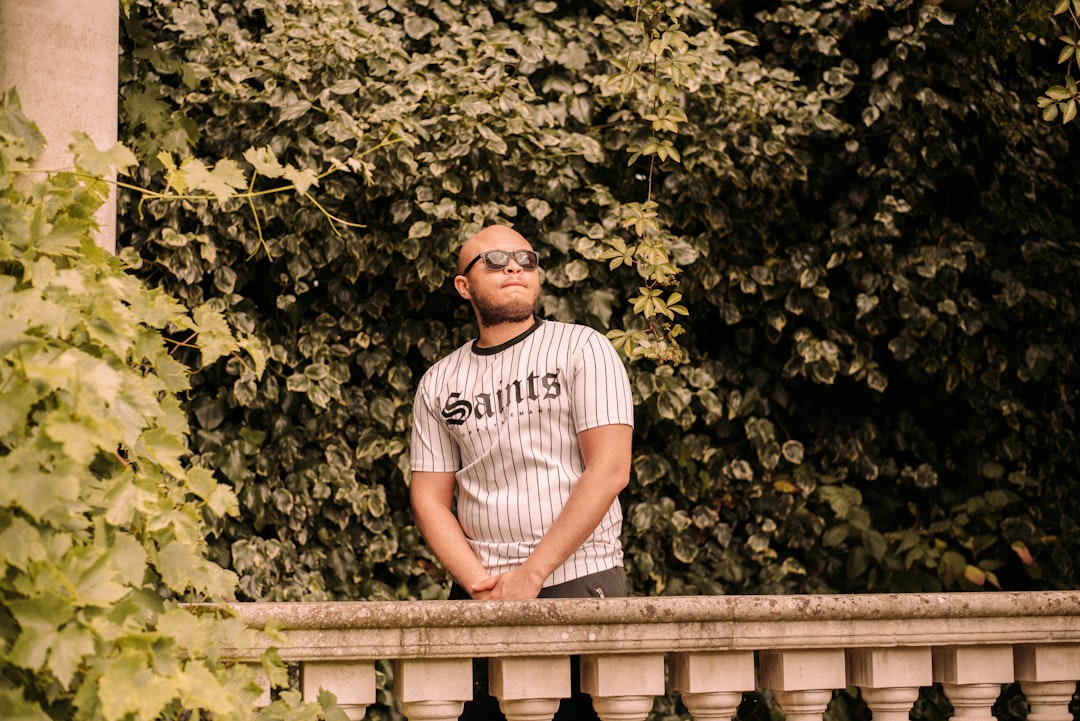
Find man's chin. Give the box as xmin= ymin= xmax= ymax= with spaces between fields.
xmin=476 ymin=304 xmax=536 ymax=327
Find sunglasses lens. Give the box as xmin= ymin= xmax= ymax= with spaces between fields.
xmin=482 ymin=251 xmax=509 ymax=270
xmin=515 ymin=251 xmax=539 ymax=269
xmin=481 ymin=250 xmax=538 ymax=271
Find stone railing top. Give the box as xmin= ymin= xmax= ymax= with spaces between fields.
xmin=221 ymin=591 xmax=1080 ymax=662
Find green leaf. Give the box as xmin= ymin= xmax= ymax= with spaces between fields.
xmin=327 ymin=79 xmax=363 ymax=95
xmin=174 ymin=662 xmax=237 ymax=716
xmin=283 ymin=165 xmax=319 ymax=196
xmin=98 ymin=653 xmax=178 ymax=721
xmin=0 ymin=445 xmax=81 ymax=520
xmin=49 ymin=622 xmax=98 ymax=689
xmin=43 ymin=417 xmax=107 ymax=465
xmin=70 ymin=133 xmax=137 ymax=178
xmin=0 ymin=88 xmax=46 ymax=156
xmin=1063 ymin=99 xmax=1077 ymax=124
xmin=672 ymin=536 xmax=699 ymax=563
xmin=189 ymin=303 xmax=238 ymax=365
xmin=154 ymin=540 xmax=237 ymax=598
xmin=0 ymin=688 xmax=52 ymax=721
xmin=188 ymin=467 xmax=240 ymax=518
xmin=242 ymin=146 xmax=286 ymax=178
xmin=404 ymin=15 xmax=439 ymax=39
xmin=0 ymin=517 xmax=47 ymax=570
xmin=8 ymin=594 xmax=74 ymax=669
xmin=963 ymin=564 xmax=986 ymax=586
xmin=75 ymin=534 xmax=146 ymax=604
xmin=318 ymin=689 xmax=354 ymax=721
xmin=102 ymin=469 xmax=158 ymax=525
xmin=939 ymin=551 xmax=967 ymax=582
xmin=279 ymin=100 xmax=313 ymax=122
xmin=822 ymin=524 xmax=851 ymax=548
xmin=0 ymin=380 xmax=39 ymax=439
xmin=180 ymin=157 xmax=248 ymax=203
xmin=408 ymin=220 xmax=432 ymax=239
xmin=370 ymin=396 xmax=396 ymax=430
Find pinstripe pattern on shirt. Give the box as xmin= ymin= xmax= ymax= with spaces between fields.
xmin=411 ymin=319 xmax=634 ymax=586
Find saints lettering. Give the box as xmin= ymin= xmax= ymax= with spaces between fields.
xmin=441 ymin=370 xmax=561 ymax=425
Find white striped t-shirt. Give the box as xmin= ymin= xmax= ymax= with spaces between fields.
xmin=410 ymin=318 xmax=634 ymax=587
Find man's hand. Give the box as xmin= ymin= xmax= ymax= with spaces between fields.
xmin=470 ymin=566 xmax=544 ymax=599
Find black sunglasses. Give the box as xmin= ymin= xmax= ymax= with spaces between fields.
xmin=461 ymin=249 xmax=540 ymax=274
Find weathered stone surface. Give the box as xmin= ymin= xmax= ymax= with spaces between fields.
xmin=222 ymin=591 xmax=1080 ymax=661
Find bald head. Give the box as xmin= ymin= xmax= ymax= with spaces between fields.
xmin=457 ymin=225 xmax=533 ymax=274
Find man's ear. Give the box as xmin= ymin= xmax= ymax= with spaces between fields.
xmin=454 ymin=274 xmax=471 ymax=300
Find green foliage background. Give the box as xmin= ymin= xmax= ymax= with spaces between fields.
xmin=0 ymin=92 xmax=332 ymax=721
xmin=116 ymin=0 xmax=1079 ymax=608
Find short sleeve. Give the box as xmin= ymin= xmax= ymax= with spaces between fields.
xmin=410 ymin=382 xmax=461 ymax=472
xmin=570 ymin=329 xmax=634 ymax=433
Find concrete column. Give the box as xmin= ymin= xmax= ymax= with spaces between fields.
xmin=393 ymin=657 xmax=473 ymax=721
xmin=670 ymin=650 xmax=756 ymax=721
xmin=490 ymin=656 xmax=571 ymax=721
xmin=933 ymin=645 xmax=1014 ymax=721
xmin=0 ymin=0 xmax=119 ymax=252
xmin=580 ymin=654 xmax=666 ymax=721
xmin=759 ymin=648 xmax=847 ymax=721
xmin=301 ymin=661 xmax=376 ymax=721
xmin=1015 ymin=644 xmax=1080 ymax=721
xmin=246 ymin=663 xmax=272 ymax=709
xmin=847 ymin=648 xmax=933 ymax=721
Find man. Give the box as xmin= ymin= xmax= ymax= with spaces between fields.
xmin=410 ymin=224 xmax=634 ymax=717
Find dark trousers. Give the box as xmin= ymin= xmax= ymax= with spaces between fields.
xmin=449 ymin=567 xmax=627 ymax=721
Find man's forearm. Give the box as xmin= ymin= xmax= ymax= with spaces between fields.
xmin=504 ymin=423 xmax=633 ymax=594
xmin=415 ymin=503 xmax=490 ymax=591
xmin=518 ymin=468 xmax=626 ymax=586
xmin=410 ymin=471 xmax=490 ymax=593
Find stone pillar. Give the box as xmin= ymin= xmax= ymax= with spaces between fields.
xmin=246 ymin=663 xmax=272 ymax=709
xmin=847 ymin=647 xmax=933 ymax=721
xmin=1014 ymin=644 xmax=1080 ymax=721
xmin=933 ymin=645 xmax=1014 ymax=721
xmin=490 ymin=656 xmax=571 ymax=721
xmin=580 ymin=653 xmax=666 ymax=721
xmin=301 ymin=661 xmax=376 ymax=721
xmin=670 ymin=650 xmax=756 ymax=721
xmin=0 ymin=0 xmax=119 ymax=252
xmin=394 ymin=657 xmax=473 ymax=721
xmin=759 ymin=648 xmax=847 ymax=721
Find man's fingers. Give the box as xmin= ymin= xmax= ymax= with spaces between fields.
xmin=470 ymin=576 xmax=498 ymax=592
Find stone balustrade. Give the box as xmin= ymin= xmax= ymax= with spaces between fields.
xmin=224 ymin=591 xmax=1080 ymax=721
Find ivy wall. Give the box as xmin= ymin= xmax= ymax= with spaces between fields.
xmin=117 ymin=0 xmax=1080 ymax=604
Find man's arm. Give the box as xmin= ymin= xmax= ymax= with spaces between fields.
xmin=410 ymin=470 xmax=493 ymax=598
xmin=473 ymin=422 xmax=633 ymax=600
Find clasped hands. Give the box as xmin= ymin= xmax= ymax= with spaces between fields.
xmin=467 ymin=565 xmax=545 ymax=600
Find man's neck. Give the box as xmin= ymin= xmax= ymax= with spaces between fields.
xmin=475 ymin=316 xmax=537 ymax=349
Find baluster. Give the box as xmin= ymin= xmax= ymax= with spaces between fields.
xmin=1015 ymin=644 xmax=1080 ymax=721
xmin=394 ymin=657 xmax=473 ymax=721
xmin=670 ymin=651 xmax=755 ymax=721
xmin=933 ymin=645 xmax=1014 ymax=721
xmin=489 ymin=656 xmax=570 ymax=721
xmin=580 ymin=653 xmax=666 ymax=721
xmin=246 ymin=663 xmax=272 ymax=709
xmin=847 ymin=648 xmax=932 ymax=721
xmin=301 ymin=660 xmax=376 ymax=721
xmin=759 ymin=648 xmax=847 ymax=721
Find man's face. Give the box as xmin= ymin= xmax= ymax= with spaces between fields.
xmin=469 ymin=264 xmax=539 ymax=326
xmin=455 ymin=228 xmax=541 ymax=328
